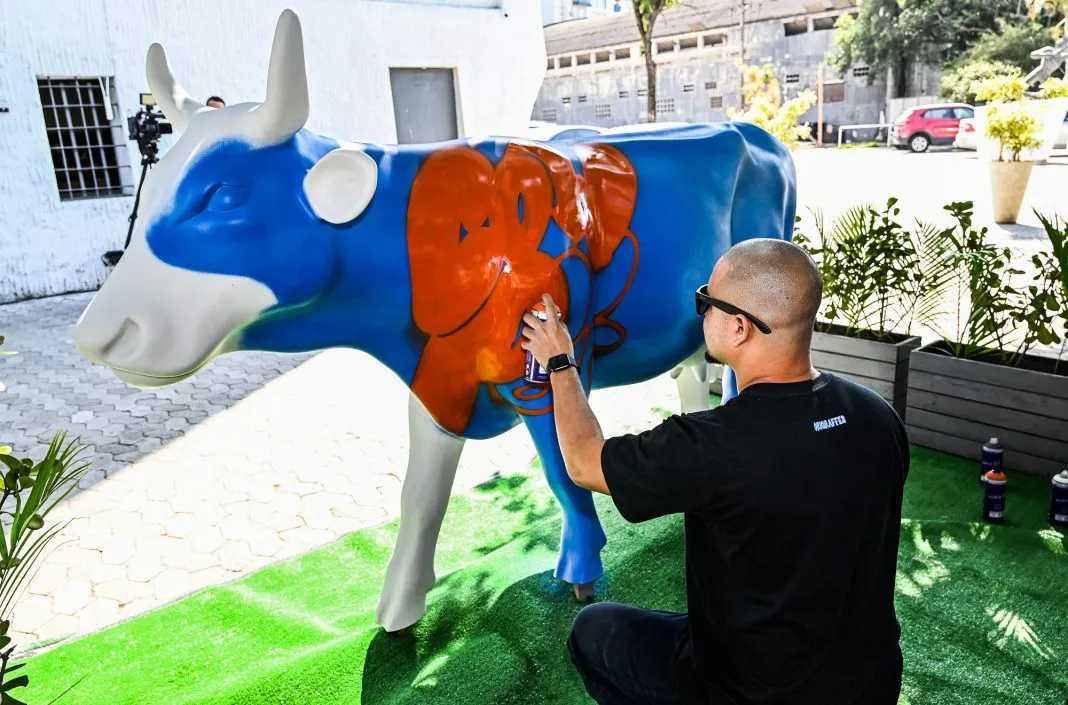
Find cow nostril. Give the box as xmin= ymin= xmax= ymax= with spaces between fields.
xmin=102 ymin=317 xmax=144 ymax=361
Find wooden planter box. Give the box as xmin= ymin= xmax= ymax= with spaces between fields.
xmin=811 ymin=323 xmax=921 ymax=417
xmin=905 ymin=341 xmax=1068 ymax=476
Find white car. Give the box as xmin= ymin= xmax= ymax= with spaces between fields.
xmin=956 ymin=110 xmax=1068 ymax=151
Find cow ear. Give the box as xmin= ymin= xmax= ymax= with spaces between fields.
xmin=303 ymin=147 xmax=378 ymax=224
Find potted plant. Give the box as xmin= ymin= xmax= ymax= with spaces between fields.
xmin=904 ymin=204 xmax=1068 ymax=475
xmin=794 ymin=198 xmax=932 ymax=416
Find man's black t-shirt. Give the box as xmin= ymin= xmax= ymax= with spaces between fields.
xmin=601 ymin=372 xmax=909 ymax=705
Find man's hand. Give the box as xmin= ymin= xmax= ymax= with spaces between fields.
xmin=521 ymin=294 xmax=575 ymax=367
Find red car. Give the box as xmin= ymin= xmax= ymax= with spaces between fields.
xmin=890 ymin=103 xmax=975 ymax=153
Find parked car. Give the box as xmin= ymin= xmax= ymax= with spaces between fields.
xmin=890 ymin=103 xmax=975 ymax=153
xmin=954 ymin=110 xmax=1068 ymax=152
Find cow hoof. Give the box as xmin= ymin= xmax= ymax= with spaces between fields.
xmin=572 ymin=582 xmax=595 ymax=602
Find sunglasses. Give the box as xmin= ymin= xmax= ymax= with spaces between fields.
xmin=695 ymin=285 xmax=772 ymax=334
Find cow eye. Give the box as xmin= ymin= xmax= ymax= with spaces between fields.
xmin=207 ymin=184 xmax=249 ymax=212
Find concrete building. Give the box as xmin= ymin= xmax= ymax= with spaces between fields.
xmin=0 ymin=0 xmax=544 ymax=303
xmin=535 ymin=0 xmax=888 ymax=139
xmin=542 ymin=0 xmax=623 ymax=26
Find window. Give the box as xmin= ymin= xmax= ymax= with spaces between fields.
xmin=577 ymin=95 xmax=588 ymax=103
xmin=619 ymin=90 xmax=630 ymax=99
xmin=710 ymin=96 xmax=723 ymax=109
xmin=954 ymin=107 xmax=975 ymax=119
xmin=595 ymin=51 xmax=611 ymax=63
xmin=562 ymin=96 xmax=571 ymax=104
xmin=656 ymin=97 xmax=675 ymax=114
xmin=559 ymin=56 xmax=573 ymax=68
xmin=576 ymin=54 xmax=591 ymax=66
xmin=853 ymin=66 xmax=870 ymax=78
xmin=784 ymin=19 xmax=808 ymax=36
xmin=616 ymin=47 xmax=631 ymax=60
xmin=923 ymin=108 xmax=954 ymax=119
xmin=595 ymin=104 xmax=612 ymax=119
xmin=705 ymin=80 xmax=717 ymax=90
xmin=823 ymin=81 xmax=845 ymax=103
xmin=813 ymin=16 xmax=838 ymax=31
xmin=38 ymin=76 xmax=131 ymax=201
xmin=785 ymin=74 xmax=800 ymax=84
xmin=547 ymin=58 xmax=556 ymax=71
xmin=542 ymin=108 xmax=558 ymax=122
xmin=702 ymin=34 xmax=725 ymax=47
xmin=679 ymin=37 xmax=698 ymax=51
xmin=637 ymin=88 xmax=648 ymax=97
xmin=657 ymin=40 xmax=675 ymax=53
xmin=683 ymin=84 xmax=695 ymax=93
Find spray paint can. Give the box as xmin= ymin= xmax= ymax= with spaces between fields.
xmin=1049 ymin=470 xmax=1068 ymax=528
xmin=524 ymin=303 xmax=561 ymax=385
xmin=979 ymin=437 xmax=1004 ymax=485
xmin=982 ymin=468 xmax=1007 ymax=523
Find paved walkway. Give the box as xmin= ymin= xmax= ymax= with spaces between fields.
xmin=0 ymin=293 xmax=682 ymax=651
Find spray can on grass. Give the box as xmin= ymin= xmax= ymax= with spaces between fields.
xmin=1049 ymin=470 xmax=1068 ymax=528
xmin=979 ymin=437 xmax=1004 ymax=485
xmin=982 ymin=467 xmax=1007 ymax=523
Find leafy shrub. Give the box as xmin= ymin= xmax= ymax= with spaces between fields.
xmin=940 ymin=60 xmax=1021 ymax=105
xmin=984 ymin=102 xmax=1043 ymax=161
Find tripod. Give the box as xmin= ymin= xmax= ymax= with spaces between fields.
xmin=102 ymin=153 xmax=154 ymax=267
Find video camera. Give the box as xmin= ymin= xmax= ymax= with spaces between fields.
xmin=127 ymin=92 xmax=172 ymax=164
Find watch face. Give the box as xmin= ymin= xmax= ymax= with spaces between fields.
xmin=548 ymin=354 xmax=573 ymax=372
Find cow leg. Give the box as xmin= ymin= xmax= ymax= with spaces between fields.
xmin=376 ymin=393 xmax=466 ymax=633
xmin=521 ymin=410 xmax=606 ymax=600
xmin=721 ymin=365 xmax=739 ymax=403
xmin=669 ymin=348 xmax=712 ymax=414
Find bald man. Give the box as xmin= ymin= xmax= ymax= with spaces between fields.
xmin=522 ymin=239 xmax=909 ymax=705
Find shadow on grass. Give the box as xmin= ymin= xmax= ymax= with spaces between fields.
xmin=470 ymin=475 xmax=558 ymax=558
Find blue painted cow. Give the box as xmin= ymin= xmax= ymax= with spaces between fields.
xmin=73 ymin=9 xmax=797 ymax=632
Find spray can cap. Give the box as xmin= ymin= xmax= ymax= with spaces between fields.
xmin=988 ymin=437 xmax=1000 ymax=446
xmin=985 ymin=467 xmax=1007 ymax=482
xmin=1054 ymin=470 xmax=1068 ymax=487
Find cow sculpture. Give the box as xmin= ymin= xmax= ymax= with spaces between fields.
xmin=73 ymin=9 xmax=797 ymax=633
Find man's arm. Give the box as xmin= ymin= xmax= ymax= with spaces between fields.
xmin=550 ymin=366 xmax=609 ymax=495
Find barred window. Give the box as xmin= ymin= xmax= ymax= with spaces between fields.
xmin=785 ymin=74 xmax=800 ymax=84
xmin=542 ymin=108 xmax=558 ymax=122
xmin=683 ymin=84 xmax=695 ymax=93
xmin=578 ymin=95 xmax=588 ymax=103
xmin=853 ymin=66 xmax=870 ymax=78
xmin=710 ymin=95 xmax=723 ymax=109
xmin=656 ymin=97 xmax=675 ymax=114
xmin=619 ymin=90 xmax=630 ymax=99
xmin=563 ymin=96 xmax=572 ymax=104
xmin=705 ymin=80 xmax=717 ymax=90
xmin=595 ymin=104 xmax=611 ymax=119
xmin=637 ymin=88 xmax=648 ymax=97
xmin=38 ymin=76 xmax=132 ymax=201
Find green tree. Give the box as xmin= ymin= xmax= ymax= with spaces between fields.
xmin=955 ymin=20 xmax=1055 ymax=73
xmin=940 ymin=60 xmax=1022 ymax=104
xmin=631 ymin=0 xmax=680 ymax=122
xmin=831 ymin=0 xmax=1030 ymax=98
xmin=730 ymin=64 xmax=815 ymax=150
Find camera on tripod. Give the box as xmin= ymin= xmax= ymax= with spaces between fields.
xmin=103 ymin=93 xmax=173 ymax=267
xmin=127 ymin=92 xmax=172 ymax=164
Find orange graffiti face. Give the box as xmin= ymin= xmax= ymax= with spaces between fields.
xmin=406 ymin=141 xmax=638 ymax=435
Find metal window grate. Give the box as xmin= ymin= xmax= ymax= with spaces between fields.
xmin=853 ymin=66 xmax=870 ymax=78
xmin=562 ymin=96 xmax=572 ymax=104
xmin=705 ymin=80 xmax=717 ymax=90
xmin=619 ymin=90 xmax=630 ymax=99
xmin=637 ymin=88 xmax=648 ymax=97
xmin=710 ymin=95 xmax=723 ymax=109
xmin=38 ymin=76 xmax=131 ymax=201
xmin=683 ymin=84 xmax=695 ymax=93
xmin=656 ymin=97 xmax=675 ymax=114
xmin=595 ymin=104 xmax=611 ymax=119
xmin=578 ymin=95 xmax=588 ymax=103
xmin=785 ymin=73 xmax=800 ymax=84
xmin=542 ymin=108 xmax=558 ymax=122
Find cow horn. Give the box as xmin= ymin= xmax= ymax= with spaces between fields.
xmin=146 ymin=42 xmax=204 ymax=133
xmin=248 ymin=8 xmax=309 ymax=145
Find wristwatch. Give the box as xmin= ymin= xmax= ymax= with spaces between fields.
xmin=547 ymin=353 xmax=579 ymax=376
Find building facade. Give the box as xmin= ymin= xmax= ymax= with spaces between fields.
xmin=534 ymin=0 xmax=887 ymax=138
xmin=0 ymin=0 xmax=544 ymax=303
xmin=542 ymin=0 xmax=623 ymax=26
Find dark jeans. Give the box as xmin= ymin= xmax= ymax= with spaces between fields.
xmin=568 ymin=602 xmax=707 ymax=705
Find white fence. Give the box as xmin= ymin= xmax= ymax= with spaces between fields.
xmin=886 ymin=95 xmax=940 ymax=121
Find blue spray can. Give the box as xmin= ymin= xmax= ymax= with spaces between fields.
xmin=1049 ymin=470 xmax=1068 ymax=528
xmin=979 ymin=437 xmax=1003 ymax=485
xmin=982 ymin=468 xmax=1007 ymax=523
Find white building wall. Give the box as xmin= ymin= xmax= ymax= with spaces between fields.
xmin=0 ymin=0 xmax=545 ymax=303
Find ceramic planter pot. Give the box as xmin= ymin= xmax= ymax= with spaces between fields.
xmin=989 ymin=160 xmax=1035 ymax=224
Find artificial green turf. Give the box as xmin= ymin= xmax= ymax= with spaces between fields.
xmin=21 ymin=447 xmax=1068 ymax=705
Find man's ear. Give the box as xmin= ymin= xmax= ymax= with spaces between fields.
xmin=303 ymin=147 xmax=378 ymax=224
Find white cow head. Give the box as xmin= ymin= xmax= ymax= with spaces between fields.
xmin=74 ymin=9 xmax=378 ymax=387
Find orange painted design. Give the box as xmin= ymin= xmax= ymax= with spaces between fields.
xmin=407 ymin=142 xmax=639 ymax=434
